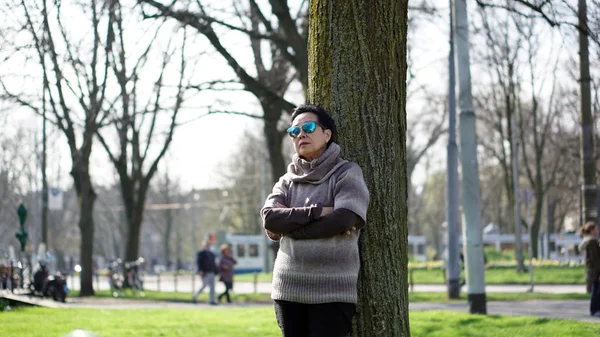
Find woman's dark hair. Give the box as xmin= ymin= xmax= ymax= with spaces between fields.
xmin=580 ymin=221 xmax=597 ymax=235
xmin=290 ymin=104 xmax=335 ymax=146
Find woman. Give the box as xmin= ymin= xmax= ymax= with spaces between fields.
xmin=578 ymin=221 xmax=600 ymax=316
xmin=261 ymin=104 xmax=370 ymax=337
xmin=217 ymin=244 xmax=237 ymax=303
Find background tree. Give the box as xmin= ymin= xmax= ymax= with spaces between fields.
xmin=308 ymin=0 xmax=410 ymax=335
xmin=139 ymin=1 xmax=447 ymax=202
xmin=138 ymin=0 xmax=300 ymax=184
xmin=0 ymin=120 xmax=39 ymax=254
xmin=473 ymin=6 xmax=524 ymax=241
xmin=0 ymin=0 xmax=119 ymax=295
xmin=95 ymin=1 xmax=190 ymax=262
xmin=475 ymin=0 xmax=599 ymax=225
xmin=143 ymin=168 xmax=182 ymax=268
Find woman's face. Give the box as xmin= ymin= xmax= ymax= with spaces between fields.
xmin=289 ymin=112 xmax=332 ymax=161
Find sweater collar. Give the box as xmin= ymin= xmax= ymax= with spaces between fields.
xmin=287 ymin=142 xmax=346 ymax=183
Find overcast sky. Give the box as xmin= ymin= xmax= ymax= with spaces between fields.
xmin=2 ymin=0 xmax=577 ymax=193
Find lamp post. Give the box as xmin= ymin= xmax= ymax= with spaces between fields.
xmin=192 ymin=190 xmax=200 ymax=255
xmin=190 ymin=189 xmax=200 ymax=295
xmin=16 ymin=204 xmax=28 ymax=253
xmin=16 ymin=204 xmax=28 ymax=288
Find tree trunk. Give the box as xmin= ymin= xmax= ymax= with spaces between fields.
xmin=308 ymin=1 xmax=410 ymax=336
xmin=125 ymin=207 xmax=145 ymax=262
xmin=73 ymin=166 xmax=96 ymax=296
xmin=262 ymin=101 xmax=287 ymax=184
xmin=578 ymin=0 xmax=597 ymax=224
xmin=531 ymin=187 xmax=544 ymax=258
xmin=124 ymin=182 xmax=149 ymax=262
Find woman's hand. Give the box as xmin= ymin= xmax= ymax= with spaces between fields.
xmin=266 ymin=229 xmax=281 ymax=241
xmin=345 ymin=226 xmax=357 ymax=236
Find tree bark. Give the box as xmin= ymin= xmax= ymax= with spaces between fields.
xmin=308 ymin=0 xmax=410 ymax=336
xmin=262 ymin=101 xmax=287 ymax=183
xmin=578 ymin=0 xmax=597 ymax=224
xmin=72 ymin=162 xmax=96 ymax=296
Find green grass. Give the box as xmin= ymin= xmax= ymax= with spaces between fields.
xmin=77 ymin=290 xmax=273 ymax=304
xmin=410 ymin=311 xmax=600 ymax=337
xmin=233 ymin=272 xmax=272 ymax=282
xmin=408 ymin=292 xmax=590 ymax=302
xmin=410 ymin=266 xmax=585 ymax=284
xmin=1 ymin=307 xmax=598 ymax=337
xmin=233 ymin=266 xmax=586 ymax=285
xmin=72 ymin=289 xmax=590 ymax=304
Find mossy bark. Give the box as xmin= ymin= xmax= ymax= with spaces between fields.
xmin=308 ymin=1 xmax=410 ymax=336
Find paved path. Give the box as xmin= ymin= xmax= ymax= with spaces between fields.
xmin=4 ymin=291 xmax=599 ymax=324
xmin=409 ymin=284 xmax=586 ymax=294
xmin=410 ymin=300 xmax=600 ymax=323
xmin=66 ymin=274 xmax=588 ymax=295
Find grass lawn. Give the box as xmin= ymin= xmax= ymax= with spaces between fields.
xmin=235 ymin=266 xmax=586 ymax=285
xmin=1 ymin=307 xmax=598 ymax=337
xmin=76 ymin=289 xmax=590 ymax=304
xmin=410 ymin=266 xmax=585 ymax=285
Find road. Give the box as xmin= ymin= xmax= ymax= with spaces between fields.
xmin=65 ymin=274 xmax=587 ymax=295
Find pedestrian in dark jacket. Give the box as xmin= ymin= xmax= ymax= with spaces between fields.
xmin=192 ymin=240 xmax=218 ymax=305
xmin=578 ymin=221 xmax=600 ymax=316
xmin=217 ymin=244 xmax=237 ymax=303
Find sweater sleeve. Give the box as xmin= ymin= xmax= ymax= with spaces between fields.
xmin=332 ymin=163 xmax=370 ymax=229
xmin=261 ymin=205 xmax=322 ymax=234
xmin=261 ymin=175 xmax=323 ymax=234
xmin=287 ymin=208 xmax=362 ymax=240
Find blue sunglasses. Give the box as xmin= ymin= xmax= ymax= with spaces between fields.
xmin=287 ymin=121 xmax=326 ymax=138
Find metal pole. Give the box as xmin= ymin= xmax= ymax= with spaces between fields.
xmin=511 ymin=113 xmax=524 ymax=272
xmin=191 ymin=190 xmax=197 ymax=294
xmin=262 ymin=151 xmax=270 ymax=273
xmin=446 ymin=0 xmax=461 ymax=299
xmin=580 ymin=181 xmax=584 ymax=228
xmin=525 ymin=195 xmax=534 ymax=292
xmin=41 ymin=80 xmax=48 ymax=250
xmin=453 ymin=0 xmax=486 ymax=314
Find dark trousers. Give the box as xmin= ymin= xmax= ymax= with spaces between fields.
xmin=274 ymin=300 xmax=356 ymax=337
xmin=218 ymin=281 xmax=233 ymax=303
xmin=591 ymin=281 xmax=600 ymax=315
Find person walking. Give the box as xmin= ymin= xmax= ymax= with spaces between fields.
xmin=578 ymin=221 xmax=600 ymax=316
xmin=261 ymin=104 xmax=370 ymax=337
xmin=217 ymin=244 xmax=237 ymax=304
xmin=192 ymin=240 xmax=218 ymax=305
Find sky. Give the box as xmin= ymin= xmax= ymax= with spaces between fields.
xmin=0 ymin=0 xmax=287 ymax=192
xmin=0 ymin=0 xmax=449 ymax=193
xmin=4 ymin=102 xmax=266 ymax=190
xmin=2 ymin=0 xmax=581 ymax=194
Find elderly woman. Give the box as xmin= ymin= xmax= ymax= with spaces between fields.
xmin=261 ymin=104 xmax=370 ymax=337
